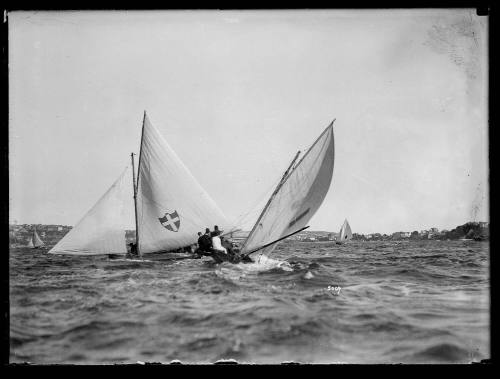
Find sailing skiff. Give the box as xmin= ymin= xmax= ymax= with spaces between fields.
xmin=235 ymin=120 xmax=335 ymax=261
xmin=49 ymin=113 xmax=335 ymax=262
xmin=49 ymin=112 xmax=231 ymax=257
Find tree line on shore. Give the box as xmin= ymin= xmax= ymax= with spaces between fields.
xmin=351 ymin=222 xmax=489 ymax=241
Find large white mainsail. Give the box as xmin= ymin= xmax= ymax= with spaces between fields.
xmin=339 ymin=219 xmax=352 ymax=242
xmin=136 ymin=113 xmax=230 ymax=254
xmin=241 ymin=121 xmax=335 ymax=257
xmin=48 ymin=167 xmax=131 ymax=255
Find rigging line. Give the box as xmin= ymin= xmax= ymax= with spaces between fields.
xmin=242 ymin=151 xmax=302 ymax=251
xmin=230 ymin=174 xmax=285 ymax=228
xmin=230 ymin=202 xmax=272 ymax=230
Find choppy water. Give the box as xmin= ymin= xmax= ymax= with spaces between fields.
xmin=10 ymin=240 xmax=489 ymax=364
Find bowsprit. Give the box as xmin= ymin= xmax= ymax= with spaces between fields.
xmin=159 ymin=211 xmax=181 ymax=232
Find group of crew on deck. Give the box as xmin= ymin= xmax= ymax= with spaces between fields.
xmin=124 ymin=225 xmax=251 ymax=263
xmin=194 ymin=225 xmax=251 ymax=263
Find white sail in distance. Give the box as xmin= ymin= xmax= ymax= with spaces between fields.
xmin=48 ymin=167 xmax=131 ymax=255
xmin=31 ymin=228 xmax=45 ymax=248
xmin=241 ymin=121 xmax=335 ymax=256
xmin=136 ymin=113 xmax=231 ymax=254
xmin=339 ymin=219 xmax=352 ymax=242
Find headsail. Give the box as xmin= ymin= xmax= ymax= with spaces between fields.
xmin=339 ymin=219 xmax=352 ymax=242
xmin=241 ymin=121 xmax=335 ymax=256
xmin=31 ymin=227 xmax=45 ymax=248
xmin=136 ymin=113 xmax=230 ymax=254
xmin=48 ymin=167 xmax=131 ymax=255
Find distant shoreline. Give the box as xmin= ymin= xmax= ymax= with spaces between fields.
xmin=8 ymin=220 xmax=489 ymax=247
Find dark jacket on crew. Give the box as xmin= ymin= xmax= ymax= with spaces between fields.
xmin=198 ymin=234 xmax=213 ymax=251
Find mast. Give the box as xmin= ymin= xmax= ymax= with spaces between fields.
xmin=131 ymin=152 xmax=140 ymax=257
xmin=133 ymin=110 xmax=147 ymax=258
xmin=240 ymin=150 xmax=301 ymax=252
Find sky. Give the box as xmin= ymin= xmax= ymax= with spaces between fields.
xmin=9 ymin=9 xmax=488 ymax=234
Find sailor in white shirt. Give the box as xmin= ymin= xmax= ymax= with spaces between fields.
xmin=211 ymin=230 xmax=227 ymax=254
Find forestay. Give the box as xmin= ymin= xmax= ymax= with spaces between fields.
xmin=136 ymin=114 xmax=230 ymax=254
xmin=48 ymin=167 xmax=131 ymax=255
xmin=241 ymin=122 xmax=335 ymax=256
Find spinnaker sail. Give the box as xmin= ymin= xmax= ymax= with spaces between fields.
xmin=241 ymin=121 xmax=335 ymax=257
xmin=48 ymin=167 xmax=131 ymax=255
xmin=136 ymin=113 xmax=231 ymax=254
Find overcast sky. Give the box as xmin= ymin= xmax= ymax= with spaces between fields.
xmin=9 ymin=9 xmax=488 ymax=234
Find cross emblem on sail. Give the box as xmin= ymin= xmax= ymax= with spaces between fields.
xmin=47 ymin=112 xmax=232 ymax=256
xmin=136 ymin=113 xmax=231 ymax=254
xmin=159 ymin=211 xmax=181 ymax=232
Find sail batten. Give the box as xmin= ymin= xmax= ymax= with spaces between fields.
xmin=240 ymin=121 xmax=335 ymax=256
xmin=136 ymin=114 xmax=230 ymax=254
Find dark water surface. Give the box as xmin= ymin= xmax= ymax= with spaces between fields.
xmin=10 ymin=240 xmax=489 ymax=364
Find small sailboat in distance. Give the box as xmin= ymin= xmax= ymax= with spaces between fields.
xmin=28 ymin=227 xmax=45 ymax=249
xmin=336 ymin=219 xmax=352 ymax=245
xmin=234 ymin=120 xmax=335 ymax=262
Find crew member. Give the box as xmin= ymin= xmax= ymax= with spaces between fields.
xmin=197 ymin=228 xmax=213 ymax=256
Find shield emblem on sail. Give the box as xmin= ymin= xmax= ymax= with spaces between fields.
xmin=159 ymin=211 xmax=181 ymax=232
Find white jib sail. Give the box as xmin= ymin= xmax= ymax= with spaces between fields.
xmin=339 ymin=219 xmax=352 ymax=242
xmin=136 ymin=113 xmax=230 ymax=254
xmin=48 ymin=167 xmax=131 ymax=255
xmin=32 ymin=229 xmax=45 ymax=248
xmin=241 ymin=122 xmax=335 ymax=256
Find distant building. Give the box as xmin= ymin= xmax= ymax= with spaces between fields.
xmin=391 ymin=232 xmax=410 ymax=239
xmin=430 ymin=227 xmax=439 ymax=233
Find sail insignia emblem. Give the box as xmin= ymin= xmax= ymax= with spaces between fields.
xmin=159 ymin=210 xmax=181 ymax=232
